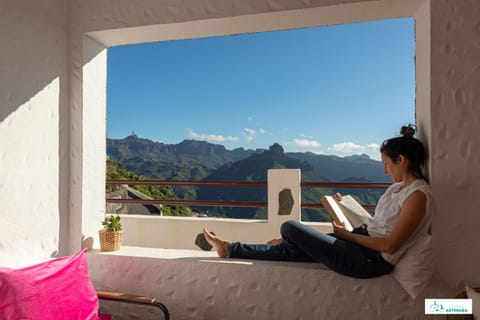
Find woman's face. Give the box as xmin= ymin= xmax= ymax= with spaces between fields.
xmin=381 ymin=153 xmax=404 ymax=182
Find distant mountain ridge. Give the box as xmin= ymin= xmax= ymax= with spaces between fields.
xmin=107 ymin=134 xmax=258 ymax=169
xmin=288 ymin=152 xmax=389 ymax=183
xmin=107 ymin=134 xmax=389 ymax=183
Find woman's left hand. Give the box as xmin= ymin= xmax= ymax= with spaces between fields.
xmin=332 ymin=220 xmax=351 ymax=239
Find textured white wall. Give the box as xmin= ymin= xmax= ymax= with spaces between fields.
xmin=0 ymin=0 xmax=69 ymax=267
xmin=80 ymin=36 xmax=108 ymax=252
xmin=88 ymin=248 xmax=452 ymax=320
xmin=429 ymin=0 xmax=480 ymax=289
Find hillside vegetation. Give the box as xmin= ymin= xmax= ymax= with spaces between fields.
xmin=106 ymin=158 xmax=189 ymax=216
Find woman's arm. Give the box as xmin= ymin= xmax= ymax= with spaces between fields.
xmin=333 ymin=190 xmax=427 ymax=254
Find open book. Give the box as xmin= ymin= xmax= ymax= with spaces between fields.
xmin=320 ymin=195 xmax=372 ymax=232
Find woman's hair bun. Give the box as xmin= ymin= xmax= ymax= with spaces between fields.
xmin=400 ymin=124 xmax=416 ymax=137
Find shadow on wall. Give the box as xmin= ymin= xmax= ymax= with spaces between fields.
xmin=0 ymin=2 xmax=106 ymax=257
xmin=1 ymin=2 xmax=65 ymax=123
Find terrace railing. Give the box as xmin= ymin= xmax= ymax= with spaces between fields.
xmin=106 ymin=179 xmax=390 ymax=212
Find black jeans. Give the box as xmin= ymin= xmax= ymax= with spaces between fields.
xmin=229 ymin=220 xmax=393 ymax=279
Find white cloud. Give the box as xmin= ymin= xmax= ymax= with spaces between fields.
xmin=244 ymin=128 xmax=255 ymax=135
xmin=331 ymin=142 xmax=363 ymax=153
xmin=243 ymin=128 xmax=256 ymax=143
xmin=366 ymin=143 xmax=380 ymax=152
xmin=329 ymin=142 xmax=380 ymax=159
xmin=259 ymin=128 xmax=266 ymax=134
xmin=291 ymin=138 xmax=321 ymax=148
xmin=187 ymin=129 xmax=239 ymax=143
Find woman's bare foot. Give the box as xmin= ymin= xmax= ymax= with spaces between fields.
xmin=203 ymin=228 xmax=230 ymax=258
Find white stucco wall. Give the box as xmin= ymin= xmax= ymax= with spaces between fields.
xmin=429 ymin=0 xmax=480 ymax=289
xmin=0 ymin=0 xmax=69 ymax=266
xmin=1 ymin=0 xmax=479 ymax=301
xmin=88 ymin=248 xmax=452 ymax=320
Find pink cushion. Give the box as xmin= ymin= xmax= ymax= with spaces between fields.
xmin=0 ymin=249 xmax=99 ymax=320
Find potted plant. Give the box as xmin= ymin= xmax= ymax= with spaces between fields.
xmin=99 ymin=215 xmax=123 ymax=251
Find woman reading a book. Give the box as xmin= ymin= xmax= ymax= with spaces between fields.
xmin=202 ymin=125 xmax=435 ymax=279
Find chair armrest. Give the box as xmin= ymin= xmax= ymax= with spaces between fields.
xmin=96 ymin=290 xmax=169 ymax=320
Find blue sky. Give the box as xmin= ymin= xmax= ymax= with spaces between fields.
xmin=107 ymin=18 xmax=415 ymax=160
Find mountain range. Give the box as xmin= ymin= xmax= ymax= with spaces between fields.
xmin=107 ymin=134 xmax=389 ymax=183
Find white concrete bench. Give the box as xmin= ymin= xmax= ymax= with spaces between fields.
xmin=87 ymin=247 xmax=452 ymax=320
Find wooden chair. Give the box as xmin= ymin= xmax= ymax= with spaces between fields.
xmin=97 ymin=290 xmax=169 ymax=320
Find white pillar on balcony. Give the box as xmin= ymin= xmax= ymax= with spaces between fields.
xmin=267 ymin=169 xmax=301 ymax=235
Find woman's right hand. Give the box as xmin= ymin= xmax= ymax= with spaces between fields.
xmin=333 ymin=192 xmax=342 ymax=201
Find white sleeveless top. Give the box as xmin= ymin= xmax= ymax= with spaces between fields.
xmin=366 ymin=179 xmax=435 ymax=265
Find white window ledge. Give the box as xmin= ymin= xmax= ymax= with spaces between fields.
xmin=87 ymin=247 xmax=452 ymax=320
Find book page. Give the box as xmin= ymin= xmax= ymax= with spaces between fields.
xmin=337 ymin=195 xmax=372 ymax=228
xmin=320 ymin=196 xmax=354 ymax=232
